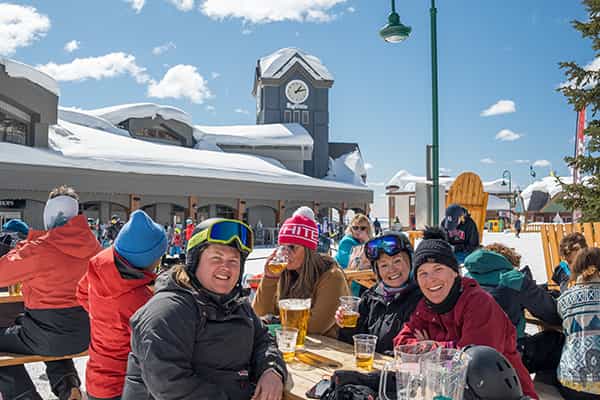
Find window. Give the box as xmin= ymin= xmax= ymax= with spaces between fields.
xmin=284 ymin=110 xmax=292 ymax=123
xmin=133 ymin=126 xmax=183 ymax=145
xmin=0 ymin=101 xmax=30 ymax=146
xmin=293 ymin=110 xmax=300 ymax=123
xmin=302 ymin=111 xmax=309 ymax=125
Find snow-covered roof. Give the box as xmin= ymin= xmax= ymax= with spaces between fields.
xmin=58 ymin=107 xmax=130 ymax=137
xmin=259 ymin=48 xmax=334 ymax=81
xmin=324 ymin=149 xmax=367 ymax=187
xmin=88 ymin=103 xmax=193 ymax=126
xmin=483 ymin=178 xmax=513 ymax=194
xmin=386 ymin=170 xmax=513 ymax=194
xmin=0 ymin=57 xmax=60 ymax=96
xmin=0 ymin=118 xmax=368 ymax=192
xmin=194 ymin=123 xmax=313 ymax=147
xmin=520 ymin=175 xmax=572 ymax=210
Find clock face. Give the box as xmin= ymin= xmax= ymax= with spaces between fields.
xmin=285 ymin=80 xmax=309 ymax=104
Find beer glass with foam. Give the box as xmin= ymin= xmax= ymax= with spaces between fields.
xmin=279 ymin=298 xmax=311 ymax=348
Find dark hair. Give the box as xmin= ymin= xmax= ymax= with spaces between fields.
xmin=48 ymin=185 xmax=79 ymax=201
xmin=571 ymin=247 xmax=600 ymax=284
xmin=559 ymin=233 xmax=588 ymax=259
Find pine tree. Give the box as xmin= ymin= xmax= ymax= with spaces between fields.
xmin=558 ymin=0 xmax=600 ymax=221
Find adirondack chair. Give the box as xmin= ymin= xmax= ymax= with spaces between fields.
xmin=445 ymin=172 xmax=488 ymax=242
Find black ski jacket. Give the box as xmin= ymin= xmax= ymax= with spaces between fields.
xmin=338 ymin=282 xmax=422 ymax=354
xmin=122 ymin=271 xmax=287 ymax=400
xmin=446 ymin=216 xmax=480 ymax=254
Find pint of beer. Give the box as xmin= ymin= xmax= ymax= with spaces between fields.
xmin=353 ymin=334 xmax=377 ymax=371
xmin=279 ymin=298 xmax=311 ymax=348
xmin=339 ymin=296 xmax=361 ymax=328
xmin=267 ymin=262 xmax=287 ymax=274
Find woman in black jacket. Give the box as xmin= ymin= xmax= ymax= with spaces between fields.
xmin=336 ymin=231 xmax=422 ymax=353
xmin=122 ymin=219 xmax=287 ymax=400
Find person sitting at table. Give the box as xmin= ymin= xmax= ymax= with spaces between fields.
xmin=0 ymin=185 xmax=102 ymax=400
xmin=335 ymin=213 xmax=373 ymax=296
xmin=77 ymin=210 xmax=167 ymax=400
xmin=464 ymin=244 xmax=563 ymax=373
xmin=335 ymin=231 xmax=422 ymax=353
xmin=253 ymin=207 xmax=349 ymax=338
xmin=552 ymin=232 xmax=588 ymax=292
xmin=122 ymin=218 xmax=287 ymax=399
xmin=556 ymin=247 xmax=600 ymax=400
xmin=393 ymin=227 xmax=538 ymax=399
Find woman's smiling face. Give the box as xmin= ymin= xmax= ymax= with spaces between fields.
xmin=416 ymin=262 xmax=458 ymax=304
xmin=376 ymin=252 xmax=411 ymax=287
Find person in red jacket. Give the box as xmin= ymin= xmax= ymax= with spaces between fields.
xmin=0 ymin=185 xmax=102 ymax=400
xmin=77 ymin=209 xmax=167 ymax=400
xmin=393 ymin=227 xmax=538 ymax=400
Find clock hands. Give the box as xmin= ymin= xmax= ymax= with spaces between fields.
xmin=294 ymin=86 xmax=306 ymax=94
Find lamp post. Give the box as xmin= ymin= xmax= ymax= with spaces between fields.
xmin=501 ymin=169 xmax=512 ymax=224
xmin=380 ymin=0 xmax=440 ymax=224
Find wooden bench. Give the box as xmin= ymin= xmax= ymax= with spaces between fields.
xmin=343 ymin=270 xmax=377 ymax=289
xmin=0 ymin=292 xmax=23 ymax=304
xmin=0 ymin=350 xmax=88 ymax=367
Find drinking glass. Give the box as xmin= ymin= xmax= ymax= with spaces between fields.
xmin=353 ymin=334 xmax=378 ymax=371
xmin=275 ymin=327 xmax=298 ymax=363
xmin=279 ymin=298 xmax=311 ymax=348
xmin=339 ymin=296 xmax=360 ymax=328
xmin=267 ymin=247 xmax=288 ymax=274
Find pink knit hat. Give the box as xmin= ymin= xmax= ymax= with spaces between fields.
xmin=278 ymin=207 xmax=319 ymax=251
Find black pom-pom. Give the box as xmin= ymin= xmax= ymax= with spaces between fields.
xmin=422 ymin=226 xmax=448 ymax=241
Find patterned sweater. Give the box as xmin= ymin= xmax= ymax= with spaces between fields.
xmin=557 ymin=282 xmax=600 ymax=394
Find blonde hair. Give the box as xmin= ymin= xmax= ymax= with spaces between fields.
xmin=570 ymin=248 xmax=600 ymax=284
xmin=560 ymin=233 xmax=588 ymax=259
xmin=172 ymin=264 xmax=193 ymax=289
xmin=277 ymin=249 xmax=334 ymax=301
xmin=345 ymin=214 xmax=373 ymax=239
xmin=484 ymin=243 xmax=521 ymax=267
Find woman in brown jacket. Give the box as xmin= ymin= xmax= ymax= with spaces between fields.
xmin=252 ymin=207 xmax=349 ymax=338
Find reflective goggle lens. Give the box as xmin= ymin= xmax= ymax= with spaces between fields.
xmin=209 ymin=220 xmax=253 ymax=251
xmin=365 ymin=236 xmax=406 ymax=261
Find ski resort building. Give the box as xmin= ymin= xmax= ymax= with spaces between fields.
xmin=0 ymin=50 xmax=372 ymax=229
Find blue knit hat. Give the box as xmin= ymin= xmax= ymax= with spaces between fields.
xmin=114 ymin=210 xmax=167 ymax=269
xmin=2 ymin=219 xmax=29 ymax=237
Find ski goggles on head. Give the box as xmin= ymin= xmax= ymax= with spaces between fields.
xmin=364 ymin=235 xmax=409 ymax=261
xmin=187 ymin=219 xmax=254 ymax=254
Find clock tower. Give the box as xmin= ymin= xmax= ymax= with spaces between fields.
xmin=253 ymin=48 xmax=334 ymax=178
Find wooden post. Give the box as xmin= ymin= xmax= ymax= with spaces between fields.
xmin=236 ymin=199 xmax=246 ymax=221
xmin=275 ymin=200 xmax=285 ymax=226
xmin=129 ymin=194 xmax=141 ymax=217
xmin=340 ymin=202 xmax=347 ymax=226
xmin=187 ymin=196 xmax=199 ymax=222
xmin=364 ymin=203 xmax=371 ymax=217
xmin=388 ymin=196 xmax=396 ymax=225
xmin=312 ymin=202 xmax=320 ymax=219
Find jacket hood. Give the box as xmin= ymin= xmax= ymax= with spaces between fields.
xmin=464 ymin=249 xmax=513 ymax=276
xmin=40 ymin=215 xmax=101 ymax=259
xmin=88 ymin=247 xmax=155 ymax=299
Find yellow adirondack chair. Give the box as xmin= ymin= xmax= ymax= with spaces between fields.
xmin=445 ymin=172 xmax=488 ymax=242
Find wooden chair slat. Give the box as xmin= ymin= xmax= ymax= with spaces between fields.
xmin=594 ymin=222 xmax=600 ymax=247
xmin=583 ymin=222 xmax=594 ymax=248
xmin=0 ymin=351 xmax=88 ymax=367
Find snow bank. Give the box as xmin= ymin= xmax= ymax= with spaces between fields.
xmin=88 ymin=103 xmax=193 ymax=126
xmin=324 ymin=149 xmax=367 ymax=186
xmin=0 ymin=57 xmax=60 ymax=96
xmin=194 ymin=123 xmax=313 ymax=147
xmin=58 ymin=107 xmax=130 ymax=137
xmin=259 ymin=47 xmax=333 ymax=81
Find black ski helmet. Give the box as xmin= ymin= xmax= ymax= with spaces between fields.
xmin=367 ymin=231 xmax=414 ymax=280
xmin=185 ymin=218 xmax=253 ymax=290
xmin=462 ymin=345 xmax=524 ymax=400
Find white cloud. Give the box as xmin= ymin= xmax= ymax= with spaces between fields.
xmin=480 ymin=158 xmax=495 ymax=164
xmin=347 ymin=6 xmax=355 ymax=12
xmin=364 ymin=162 xmax=373 ymax=170
xmin=495 ymin=129 xmax=521 ymax=142
xmin=211 ymin=71 xmax=221 ymax=79
xmin=168 ymin=0 xmax=195 ymax=11
xmin=241 ymin=28 xmax=253 ymax=35
xmin=200 ymin=0 xmax=347 ymax=23
xmin=152 ymin=42 xmax=176 ymax=55
xmin=148 ymin=64 xmax=212 ymax=104
xmin=64 ymin=40 xmax=80 ymax=53
xmin=205 ymin=105 xmax=216 ymax=112
xmin=234 ymin=108 xmax=250 ymax=115
xmin=533 ymin=159 xmax=551 ymax=167
xmin=481 ymin=100 xmax=516 ymax=117
xmin=38 ymin=52 xmax=150 ymax=83
xmin=514 ymin=159 xmax=530 ymax=164
xmin=0 ymin=4 xmax=50 ymax=56
xmin=126 ymin=0 xmax=145 ymax=13
xmin=560 ymin=57 xmax=600 ymax=89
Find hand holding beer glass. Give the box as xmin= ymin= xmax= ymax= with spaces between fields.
xmin=335 ymin=296 xmax=360 ymax=328
xmin=265 ymin=247 xmax=288 ymax=277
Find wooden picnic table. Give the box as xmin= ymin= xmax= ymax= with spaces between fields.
xmin=284 ymin=335 xmax=391 ymax=400
xmin=0 ymin=291 xmax=23 ymax=304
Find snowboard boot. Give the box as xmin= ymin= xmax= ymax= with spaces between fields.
xmin=52 ymin=375 xmax=83 ymax=400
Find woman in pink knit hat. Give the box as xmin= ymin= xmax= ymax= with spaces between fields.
xmin=252 ymin=207 xmax=350 ymax=338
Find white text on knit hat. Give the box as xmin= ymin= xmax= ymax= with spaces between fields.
xmin=279 ymin=223 xmax=319 ymax=243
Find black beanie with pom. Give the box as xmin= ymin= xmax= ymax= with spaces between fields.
xmin=413 ymin=226 xmax=459 ymax=274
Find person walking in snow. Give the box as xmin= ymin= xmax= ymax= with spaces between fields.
xmin=373 ymin=218 xmax=382 ymax=236
xmin=77 ymin=210 xmax=167 ymax=400
xmin=514 ymin=218 xmax=522 ymax=238
xmin=0 ymin=185 xmax=101 ymax=400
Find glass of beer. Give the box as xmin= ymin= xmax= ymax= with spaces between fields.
xmin=8 ymin=283 xmax=22 ymax=296
xmin=267 ymin=247 xmax=288 ymax=275
xmin=339 ymin=296 xmax=360 ymax=328
xmin=353 ymin=334 xmax=377 ymax=371
xmin=279 ymin=298 xmax=311 ymax=348
xmin=275 ymin=327 xmax=298 ymax=363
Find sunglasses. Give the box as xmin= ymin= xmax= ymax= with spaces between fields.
xmin=187 ymin=219 xmax=254 ymax=254
xmin=365 ymin=235 xmax=410 ymax=261
xmin=352 ymin=225 xmax=368 ymax=232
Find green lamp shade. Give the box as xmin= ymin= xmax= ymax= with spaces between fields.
xmin=380 ymin=12 xmax=411 ymax=43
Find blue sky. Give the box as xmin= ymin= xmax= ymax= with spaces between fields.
xmin=1 ymin=0 xmax=591 ymax=203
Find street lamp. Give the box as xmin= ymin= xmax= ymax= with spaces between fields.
xmin=501 ymin=169 xmax=512 ymax=223
xmin=381 ymin=0 xmax=440 ymax=224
